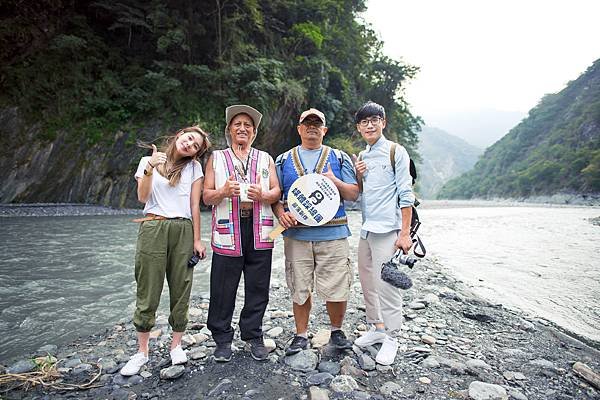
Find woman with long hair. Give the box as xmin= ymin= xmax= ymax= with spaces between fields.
xmin=120 ymin=126 xmax=210 ymax=376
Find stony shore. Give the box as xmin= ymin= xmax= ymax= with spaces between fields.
xmin=489 ymin=193 xmax=600 ymax=207
xmin=2 ymin=242 xmax=600 ymax=400
xmin=0 ymin=203 xmax=140 ymax=218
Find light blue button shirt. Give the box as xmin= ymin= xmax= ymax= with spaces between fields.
xmin=360 ymin=135 xmax=415 ymax=237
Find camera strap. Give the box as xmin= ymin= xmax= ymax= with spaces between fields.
xmin=412 ymin=235 xmax=426 ymax=258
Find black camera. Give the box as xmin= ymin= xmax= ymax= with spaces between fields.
xmin=187 ymin=254 xmax=201 ymax=268
xmin=395 ymin=252 xmax=417 ymax=269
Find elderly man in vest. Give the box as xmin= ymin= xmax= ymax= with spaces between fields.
xmin=274 ymin=108 xmax=359 ymax=355
xmin=203 ymin=105 xmax=281 ymax=362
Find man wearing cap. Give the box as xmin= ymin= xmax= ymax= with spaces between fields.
xmin=203 ymin=105 xmax=281 ymax=362
xmin=274 ymin=108 xmax=359 ymax=355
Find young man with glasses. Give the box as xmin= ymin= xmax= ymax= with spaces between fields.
xmin=274 ymin=108 xmax=359 ymax=356
xmin=352 ymin=101 xmax=415 ymax=365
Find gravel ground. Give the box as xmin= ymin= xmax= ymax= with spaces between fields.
xmin=2 ymin=248 xmax=599 ymax=399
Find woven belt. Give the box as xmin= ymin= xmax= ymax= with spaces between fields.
xmin=132 ymin=213 xmax=186 ymax=223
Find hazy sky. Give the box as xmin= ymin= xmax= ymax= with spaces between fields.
xmin=363 ymin=0 xmax=600 ymax=119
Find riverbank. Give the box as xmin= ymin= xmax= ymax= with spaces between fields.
xmin=2 ymin=252 xmax=599 ymax=399
xmin=3 ymin=197 xmax=599 ymax=218
xmin=0 ymin=203 xmax=140 ymax=217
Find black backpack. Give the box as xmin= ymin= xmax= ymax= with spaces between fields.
xmin=360 ymin=143 xmax=426 ymax=258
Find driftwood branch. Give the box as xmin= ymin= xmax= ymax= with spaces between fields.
xmin=0 ymin=360 xmax=102 ymax=393
xmin=573 ymin=362 xmax=600 ymax=389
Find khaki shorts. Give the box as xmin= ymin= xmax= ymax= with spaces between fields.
xmin=284 ymin=237 xmax=353 ymax=305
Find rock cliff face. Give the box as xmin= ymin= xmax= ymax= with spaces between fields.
xmin=0 ymin=104 xmax=303 ymax=208
xmin=0 ymin=108 xmax=149 ymax=208
xmin=0 ymin=107 xmax=292 ymax=208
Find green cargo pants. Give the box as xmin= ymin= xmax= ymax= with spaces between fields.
xmin=133 ymin=219 xmax=194 ymax=332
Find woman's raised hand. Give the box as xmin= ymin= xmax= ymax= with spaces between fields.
xmin=149 ymin=144 xmax=167 ymax=167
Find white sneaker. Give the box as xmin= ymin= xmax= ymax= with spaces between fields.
xmin=170 ymin=345 xmax=188 ymax=365
xmin=375 ymin=335 xmax=399 ymax=366
xmin=354 ymin=327 xmax=386 ymax=348
xmin=120 ymin=352 xmax=148 ymax=376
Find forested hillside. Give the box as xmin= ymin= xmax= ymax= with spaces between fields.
xmin=416 ymin=126 xmax=481 ymax=199
xmin=0 ymin=0 xmax=420 ymax=207
xmin=438 ymin=59 xmax=600 ymax=200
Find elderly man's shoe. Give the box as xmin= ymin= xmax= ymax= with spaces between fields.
xmin=247 ymin=337 xmax=269 ymax=361
xmin=213 ymin=342 xmax=232 ymax=362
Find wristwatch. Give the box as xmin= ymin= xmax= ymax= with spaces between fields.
xmin=144 ymin=168 xmax=153 ymax=176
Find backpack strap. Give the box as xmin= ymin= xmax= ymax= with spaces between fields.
xmin=315 ymin=145 xmax=332 ymax=173
xmin=275 ymin=150 xmax=291 ymax=176
xmin=390 ymin=142 xmax=417 ymax=185
xmin=330 ymin=148 xmax=344 ymax=168
xmin=390 ymin=143 xmax=397 ymax=175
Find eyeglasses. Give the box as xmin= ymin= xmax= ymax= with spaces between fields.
xmin=358 ymin=117 xmax=383 ymax=127
xmin=301 ymin=119 xmax=324 ymax=128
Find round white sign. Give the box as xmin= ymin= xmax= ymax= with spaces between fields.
xmin=287 ymin=174 xmax=340 ymax=226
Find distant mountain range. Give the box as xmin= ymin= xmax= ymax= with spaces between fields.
xmin=424 ymin=109 xmax=526 ymax=148
xmin=438 ymin=59 xmax=600 ymax=200
xmin=416 ymin=126 xmax=482 ymax=199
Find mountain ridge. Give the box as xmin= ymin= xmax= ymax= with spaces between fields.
xmin=438 ymin=59 xmax=600 ymax=200
xmin=424 ymin=109 xmax=526 ymax=148
xmin=416 ymin=126 xmax=482 ymax=199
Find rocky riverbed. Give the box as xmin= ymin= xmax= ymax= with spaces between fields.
xmin=2 ymin=252 xmax=600 ymax=400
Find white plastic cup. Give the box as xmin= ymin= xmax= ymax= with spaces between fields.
xmin=239 ymin=183 xmax=250 ymax=202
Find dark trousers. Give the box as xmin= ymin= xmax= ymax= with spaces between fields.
xmin=207 ymin=216 xmax=272 ymax=344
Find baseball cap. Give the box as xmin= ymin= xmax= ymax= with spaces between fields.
xmin=299 ymin=108 xmax=326 ymax=125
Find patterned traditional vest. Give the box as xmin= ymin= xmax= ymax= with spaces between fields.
xmin=211 ymin=148 xmax=275 ymax=256
xmin=280 ymin=145 xmax=348 ymax=226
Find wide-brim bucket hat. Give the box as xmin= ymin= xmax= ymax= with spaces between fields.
xmin=224 ymin=105 xmax=263 ymax=146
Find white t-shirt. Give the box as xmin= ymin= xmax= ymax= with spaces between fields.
xmin=134 ymin=156 xmax=204 ymax=219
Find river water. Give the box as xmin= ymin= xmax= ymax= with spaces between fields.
xmin=419 ymin=201 xmax=600 ymax=346
xmin=0 ymin=201 xmax=599 ymax=362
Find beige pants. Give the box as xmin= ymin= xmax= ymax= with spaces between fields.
xmin=357 ymin=231 xmax=403 ymax=332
